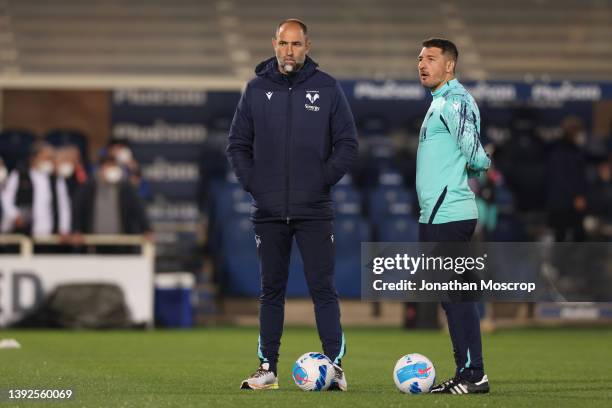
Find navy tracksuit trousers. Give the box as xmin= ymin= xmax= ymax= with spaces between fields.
xmin=419 ymin=219 xmax=485 ymax=382
xmin=254 ymin=219 xmax=345 ymax=374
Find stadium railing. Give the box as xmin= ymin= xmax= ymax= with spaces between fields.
xmin=0 ymin=234 xmax=155 ymax=257
xmin=0 ymin=234 xmax=155 ymax=328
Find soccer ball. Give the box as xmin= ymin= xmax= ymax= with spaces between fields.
xmin=292 ymin=352 xmax=335 ymax=391
xmin=392 ymin=353 xmax=436 ymax=394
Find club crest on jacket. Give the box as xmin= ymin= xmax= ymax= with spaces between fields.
xmin=305 ymin=90 xmax=320 ymax=111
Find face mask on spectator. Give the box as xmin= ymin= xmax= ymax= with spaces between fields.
xmin=58 ymin=162 xmax=74 ymax=178
xmin=0 ymin=166 xmax=7 ymax=183
xmin=575 ymin=131 xmax=587 ymax=146
xmin=104 ymin=166 xmax=122 ymax=184
xmin=36 ymin=160 xmax=54 ymax=174
xmin=116 ymin=148 xmax=133 ymax=164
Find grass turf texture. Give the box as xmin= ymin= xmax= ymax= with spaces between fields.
xmin=0 ymin=327 xmax=611 ymax=407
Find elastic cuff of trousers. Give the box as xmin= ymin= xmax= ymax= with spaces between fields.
xmin=458 ymin=368 xmax=484 ymax=383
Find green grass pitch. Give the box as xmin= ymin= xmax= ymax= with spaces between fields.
xmin=1 ymin=327 xmax=611 ymax=407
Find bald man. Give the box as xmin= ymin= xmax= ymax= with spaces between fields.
xmin=227 ymin=19 xmax=358 ymax=391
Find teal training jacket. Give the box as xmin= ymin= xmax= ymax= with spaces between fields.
xmin=416 ymin=78 xmax=490 ymax=224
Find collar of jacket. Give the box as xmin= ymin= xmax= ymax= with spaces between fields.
xmin=255 ymin=55 xmax=319 ymax=86
xmin=431 ymin=78 xmax=459 ymax=98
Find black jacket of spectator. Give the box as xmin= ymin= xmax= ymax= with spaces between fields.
xmin=72 ymin=180 xmax=150 ymax=234
xmin=547 ymin=139 xmax=586 ymax=211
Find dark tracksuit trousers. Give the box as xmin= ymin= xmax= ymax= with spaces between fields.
xmin=254 ymin=219 xmax=345 ymax=374
xmin=419 ymin=219 xmax=485 ymax=382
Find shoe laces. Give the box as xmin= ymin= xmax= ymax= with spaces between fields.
xmin=333 ymin=364 xmax=344 ymax=379
xmin=251 ymin=365 xmax=270 ymax=378
xmin=439 ymin=376 xmax=460 ymax=388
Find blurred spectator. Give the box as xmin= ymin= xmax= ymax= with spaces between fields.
xmin=587 ymin=156 xmax=612 ymax=222
xmin=546 ymin=116 xmax=587 ymax=242
xmin=72 ymin=155 xmax=152 ymax=241
xmin=105 ymin=137 xmax=152 ymax=201
xmin=474 ymin=163 xmax=501 ymax=237
xmin=0 ymin=157 xmax=7 ymax=225
xmin=56 ymin=145 xmax=88 ymax=200
xmin=391 ymin=129 xmax=417 ymax=191
xmin=1 ymin=142 xmax=71 ymax=237
xmin=0 ymin=157 xmax=7 ymax=185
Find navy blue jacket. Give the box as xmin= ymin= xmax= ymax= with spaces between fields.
xmin=227 ymin=56 xmax=358 ymax=222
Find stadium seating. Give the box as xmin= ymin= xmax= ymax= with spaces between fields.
xmin=332 ymin=182 xmax=363 ymax=216
xmin=1 ymin=0 xmax=610 ymax=80
xmin=333 ymin=215 xmax=371 ymax=298
xmin=368 ymin=185 xmax=415 ymax=226
xmin=219 ymin=216 xmax=259 ymax=296
xmin=377 ymin=215 xmax=419 ymax=243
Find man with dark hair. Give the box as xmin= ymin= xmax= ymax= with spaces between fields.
xmin=416 ymin=38 xmax=491 ymax=394
xmin=421 ymin=38 xmax=459 ymax=64
xmin=227 ymin=19 xmax=358 ymax=391
xmin=104 ymin=137 xmax=151 ymax=201
xmin=547 ymin=116 xmax=587 ymax=242
xmin=71 ymin=155 xmax=151 ymax=240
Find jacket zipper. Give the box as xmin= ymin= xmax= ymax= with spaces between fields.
xmin=285 ymin=87 xmax=292 ymax=224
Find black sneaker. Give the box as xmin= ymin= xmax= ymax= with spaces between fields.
xmin=429 ymin=374 xmax=489 ymax=394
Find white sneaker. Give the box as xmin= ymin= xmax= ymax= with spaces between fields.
xmin=240 ymin=363 xmax=279 ymax=390
xmin=328 ymin=364 xmax=347 ymax=391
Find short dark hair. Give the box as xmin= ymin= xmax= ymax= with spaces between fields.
xmin=107 ymin=137 xmax=130 ymax=149
xmin=98 ymin=154 xmax=117 ymax=167
xmin=29 ymin=141 xmax=53 ymax=160
xmin=422 ymin=38 xmax=459 ymax=66
xmin=275 ymin=18 xmax=308 ymax=38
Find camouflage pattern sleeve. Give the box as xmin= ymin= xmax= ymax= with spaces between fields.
xmin=441 ymin=95 xmax=491 ymax=173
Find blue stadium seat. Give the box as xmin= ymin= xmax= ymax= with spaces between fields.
xmin=364 ymin=140 xmax=398 ymax=182
xmin=368 ymin=185 xmax=415 ymax=225
xmin=334 ymin=216 xmax=371 ymax=298
xmin=332 ymin=184 xmax=362 ymax=216
xmin=0 ymin=128 xmax=36 ymax=170
xmin=357 ymin=116 xmax=389 ymax=137
xmin=220 ymin=216 xmax=259 ymax=296
xmin=377 ymin=215 xmax=419 ymax=242
xmin=213 ymin=182 xmax=252 ymax=220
